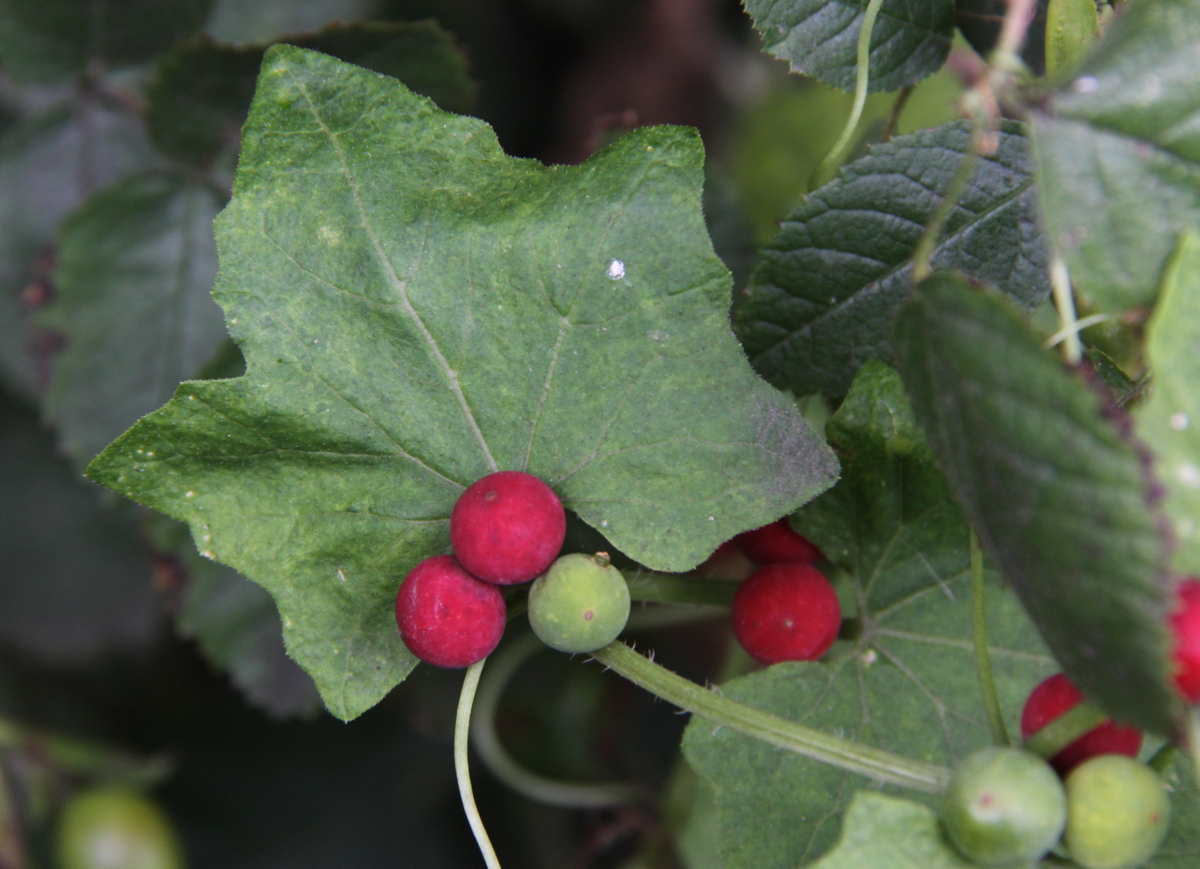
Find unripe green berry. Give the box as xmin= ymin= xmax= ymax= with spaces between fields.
xmin=1063 ymin=755 xmax=1170 ymax=869
xmin=528 ymin=553 xmax=630 ymax=653
xmin=940 ymin=746 xmax=1067 ymax=867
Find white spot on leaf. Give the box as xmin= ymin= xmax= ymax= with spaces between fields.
xmin=607 ymin=259 xmax=625 ymax=280
xmin=1171 ymin=412 xmax=1190 ymax=431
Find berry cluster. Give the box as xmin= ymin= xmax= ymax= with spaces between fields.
xmin=395 ymin=471 xmax=631 ymax=668
xmin=723 ymin=520 xmax=842 ymax=665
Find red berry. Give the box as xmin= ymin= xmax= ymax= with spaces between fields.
xmin=731 ymin=563 xmax=841 ymax=664
xmin=735 ymin=519 xmax=823 ymax=566
xmin=396 ymin=555 xmax=507 ymax=668
xmin=450 ymin=471 xmax=566 ymax=585
xmin=1171 ymin=578 xmax=1200 ymax=703
xmin=1020 ymin=673 xmax=1142 ymax=775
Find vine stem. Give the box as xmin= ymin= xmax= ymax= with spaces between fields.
xmin=1050 ymin=255 xmax=1083 ymax=365
xmin=471 ymin=634 xmax=643 ymax=807
xmin=971 ymin=530 xmax=1009 ymax=746
xmin=590 ymin=641 xmax=951 ymax=795
xmin=809 ymin=0 xmax=886 ymax=190
xmin=456 ymin=660 xmax=502 ymax=869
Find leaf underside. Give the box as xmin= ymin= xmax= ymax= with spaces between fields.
xmin=893 ymin=272 xmax=1178 ymax=735
xmin=1032 ymin=0 xmax=1200 ymax=313
xmin=744 ymin=0 xmax=955 ymax=93
xmin=87 ymin=46 xmax=837 ymax=720
xmin=735 ymin=121 xmax=1048 ymax=398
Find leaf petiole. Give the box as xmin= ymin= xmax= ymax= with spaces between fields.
xmin=591 ymin=641 xmax=951 ymax=794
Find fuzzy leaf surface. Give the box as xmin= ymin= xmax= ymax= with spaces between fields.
xmin=147 ymin=21 xmax=475 ymax=166
xmin=39 ymin=172 xmax=228 ymax=468
xmin=683 ymin=362 xmax=1053 ymax=869
xmin=1032 ymin=0 xmax=1200 ymax=313
xmin=735 ymin=121 xmax=1047 ymax=397
xmin=87 ymin=47 xmax=837 ymax=720
xmin=0 ymin=100 xmax=158 ymax=399
xmin=745 ymin=0 xmax=955 ymax=93
xmin=893 ymin=273 xmax=1177 ymax=735
xmin=0 ymin=390 xmax=160 ymax=663
xmin=0 ymin=0 xmax=212 ymax=82
xmin=805 ymin=791 xmax=974 ymax=868
xmin=1137 ymin=232 xmax=1200 ymax=575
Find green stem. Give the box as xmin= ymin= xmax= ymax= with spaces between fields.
xmin=1022 ymin=702 xmax=1108 ymax=760
xmin=1147 ymin=742 xmax=1178 ymax=776
xmin=591 ymin=642 xmax=951 ymax=795
xmin=1050 ymin=255 xmax=1083 ymax=365
xmin=456 ymin=660 xmax=502 ymax=869
xmin=625 ymin=571 xmax=737 ymax=608
xmin=471 ymin=634 xmax=643 ymax=807
xmin=912 ymin=147 xmax=980 ymax=282
xmin=809 ymin=0 xmax=886 ymax=190
xmin=0 ymin=715 xmax=170 ymax=786
xmin=971 ymin=530 xmax=1009 ymax=746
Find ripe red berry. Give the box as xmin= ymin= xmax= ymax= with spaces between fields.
xmin=396 ymin=555 xmax=507 ymax=668
xmin=450 ymin=471 xmax=566 ymax=585
xmin=1020 ymin=673 xmax=1142 ymax=775
xmin=730 ymin=563 xmax=841 ymax=664
xmin=1171 ymin=578 xmax=1200 ymax=703
xmin=735 ymin=519 xmax=823 ymax=566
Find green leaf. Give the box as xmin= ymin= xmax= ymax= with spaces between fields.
xmin=0 ymin=388 xmax=160 ymax=663
xmin=204 ymin=0 xmax=377 ymax=43
xmin=87 ymin=47 xmax=838 ymax=720
xmin=0 ymin=0 xmax=212 ymax=82
xmin=744 ymin=0 xmax=955 ymax=93
xmin=1136 ymin=232 xmax=1200 ymax=576
xmin=734 ymin=121 xmax=1048 ymax=397
xmin=1151 ymin=751 xmax=1200 ymax=866
xmin=893 ymin=272 xmax=1178 ymax=735
xmin=38 ymin=172 xmax=229 ymax=468
xmin=805 ymin=791 xmax=974 ymax=868
xmin=1045 ymin=0 xmax=1099 ymax=80
xmin=147 ymin=21 xmax=476 ymax=166
xmin=682 ymin=362 xmax=1053 ymax=869
xmin=1031 ymin=0 xmax=1200 ymax=314
xmin=0 ymin=99 xmax=158 ymax=399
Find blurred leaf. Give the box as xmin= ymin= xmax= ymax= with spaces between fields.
xmin=1032 ymin=0 xmax=1200 ymax=313
xmin=734 ymin=121 xmax=1047 ymax=397
xmin=0 ymin=99 xmax=159 ymax=399
xmin=1045 ymin=0 xmax=1098 ymax=79
xmin=147 ymin=21 xmax=477 ymax=166
xmin=1136 ymin=232 xmax=1200 ymax=576
xmin=893 ymin=272 xmax=1178 ymax=735
xmin=954 ymin=0 xmax=1049 ymax=76
xmin=682 ymin=362 xmax=1054 ymax=869
xmin=1083 ymin=346 xmax=1136 ymax=399
xmin=88 ymin=48 xmax=838 ymax=720
xmin=204 ymin=0 xmax=378 ymax=43
xmin=1151 ymin=751 xmax=1200 ymax=866
xmin=39 ymin=172 xmax=228 ymax=468
xmin=177 ymin=549 xmax=323 ymax=720
xmin=0 ymin=0 xmax=213 ymax=82
xmin=745 ymin=0 xmax=955 ymax=93
xmin=806 ymin=791 xmax=974 ymax=868
xmin=0 ymin=389 xmax=159 ymax=663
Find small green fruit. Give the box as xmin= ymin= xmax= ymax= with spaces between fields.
xmin=56 ymin=786 xmax=185 ymax=869
xmin=940 ymin=746 xmax=1067 ymax=867
xmin=528 ymin=553 xmax=630 ymax=653
xmin=1063 ymin=755 xmax=1170 ymax=869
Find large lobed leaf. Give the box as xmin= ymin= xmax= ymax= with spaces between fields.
xmin=1137 ymin=232 xmax=1200 ymax=576
xmin=745 ymin=0 xmax=955 ymax=93
xmin=735 ymin=121 xmax=1047 ymax=397
xmin=805 ymin=791 xmax=974 ymax=869
xmin=683 ymin=362 xmax=1053 ymax=869
xmin=88 ymin=47 xmax=838 ymax=720
xmin=1032 ymin=0 xmax=1200 ymax=313
xmin=893 ymin=273 xmax=1178 ymax=735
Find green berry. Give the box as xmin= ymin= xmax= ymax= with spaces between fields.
xmin=56 ymin=787 xmax=184 ymax=869
xmin=1063 ymin=755 xmax=1170 ymax=869
xmin=940 ymin=746 xmax=1067 ymax=867
xmin=527 ymin=553 xmax=630 ymax=653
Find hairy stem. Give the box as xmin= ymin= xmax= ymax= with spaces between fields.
xmin=809 ymin=0 xmax=886 ymax=189
xmin=456 ymin=660 xmax=502 ymax=869
xmin=591 ymin=641 xmax=951 ymax=794
xmin=972 ymin=531 xmax=1010 ymax=746
xmin=472 ymin=634 xmax=643 ymax=807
